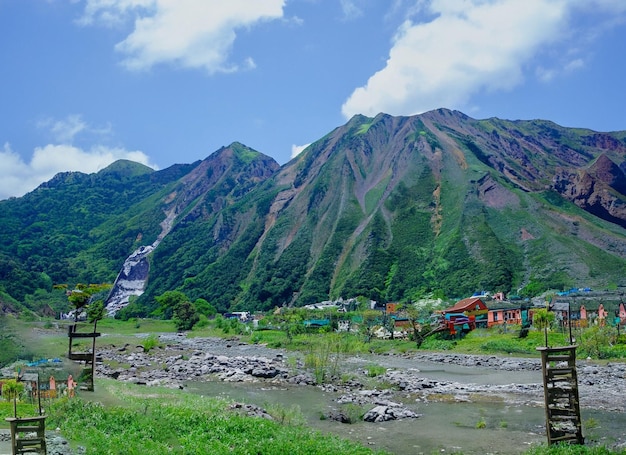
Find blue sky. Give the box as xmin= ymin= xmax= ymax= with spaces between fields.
xmin=1 ymin=0 xmax=625 ymax=200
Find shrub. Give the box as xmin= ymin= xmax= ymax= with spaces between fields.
xmin=142 ymin=334 xmax=160 ymax=353
xmin=365 ymin=364 xmax=387 ymax=377
xmin=1 ymin=379 xmax=24 ymax=402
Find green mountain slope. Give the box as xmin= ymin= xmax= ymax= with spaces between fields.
xmin=1 ymin=110 xmax=626 ymax=315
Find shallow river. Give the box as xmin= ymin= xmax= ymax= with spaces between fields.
xmin=184 ymin=354 xmax=626 ymax=455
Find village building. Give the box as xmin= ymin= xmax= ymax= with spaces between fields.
xmin=548 ymin=296 xmax=618 ymax=328
xmin=442 ymin=297 xmax=489 ymax=328
xmin=486 ymin=301 xmax=523 ymax=327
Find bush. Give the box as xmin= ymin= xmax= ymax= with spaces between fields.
xmin=142 ymin=334 xmax=160 ymax=353
xmin=365 ymin=364 xmax=387 ymax=377
xmin=1 ymin=379 xmax=24 ymax=402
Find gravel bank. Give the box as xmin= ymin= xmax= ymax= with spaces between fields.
xmin=96 ymin=334 xmax=626 ymax=412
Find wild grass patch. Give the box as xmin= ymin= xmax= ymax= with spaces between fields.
xmin=45 ymin=381 xmax=387 ymax=455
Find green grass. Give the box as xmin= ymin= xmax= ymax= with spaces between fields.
xmin=0 ymin=401 xmax=39 ymax=425
xmin=364 ymin=173 xmax=391 ymax=214
xmin=365 ymin=364 xmax=387 ymax=377
xmin=96 ymin=318 xmax=177 ymax=334
xmin=524 ymin=444 xmax=626 ymax=455
xmin=453 ymin=328 xmax=571 ymax=356
xmin=45 ymin=381 xmax=389 ymax=455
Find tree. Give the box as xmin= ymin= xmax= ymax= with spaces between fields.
xmin=68 ymin=290 xmax=90 ymax=321
xmin=360 ymin=310 xmax=381 ymax=343
xmin=172 ymin=300 xmax=199 ymax=331
xmin=193 ymin=298 xmax=217 ymax=318
xmin=67 ymin=283 xmax=111 ymax=321
xmin=533 ymin=308 xmax=555 ymax=347
xmin=2 ymin=378 xmax=24 ymax=417
xmin=1 ymin=379 xmax=23 ymax=402
xmin=400 ymin=304 xmax=424 ymax=347
xmin=153 ymin=291 xmax=189 ymax=320
xmin=87 ymin=300 xmax=106 ymax=332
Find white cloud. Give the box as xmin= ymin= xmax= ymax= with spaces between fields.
xmin=0 ymin=142 xmax=156 ymax=200
xmin=37 ymin=114 xmax=115 ymax=145
xmin=291 ymin=143 xmax=310 ymax=159
xmin=80 ymin=0 xmax=286 ymax=73
xmin=341 ymin=0 xmax=625 ymax=119
xmin=564 ymin=58 xmax=584 ymax=72
xmin=0 ymin=116 xmax=157 ymax=200
xmin=342 ymin=0 xmax=570 ymax=118
xmin=535 ymin=66 xmax=557 ymax=83
xmin=340 ymin=0 xmax=364 ymax=20
xmin=78 ymin=0 xmax=155 ymax=26
xmin=38 ymin=114 xmax=87 ymax=143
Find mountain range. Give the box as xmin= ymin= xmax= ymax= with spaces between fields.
xmin=1 ymin=108 xmax=626 ymax=316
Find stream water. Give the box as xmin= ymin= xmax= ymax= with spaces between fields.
xmin=186 ymin=380 xmax=546 ymax=454
xmin=184 ymin=354 xmax=626 ymax=455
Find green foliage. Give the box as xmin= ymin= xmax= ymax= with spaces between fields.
xmin=578 ymin=325 xmax=626 ymax=359
xmin=365 ymin=364 xmax=387 ymax=377
xmin=153 ymin=290 xmax=189 ymax=320
xmin=87 ymin=300 xmax=106 ymax=327
xmin=533 ymin=309 xmax=555 ymax=329
xmin=524 ymin=443 xmax=625 ymax=454
xmin=46 ymin=383 xmax=385 ymax=455
xmin=0 ymin=161 xmax=177 ymax=301
xmin=67 ymin=283 xmax=111 ymax=321
xmin=3 ymin=114 xmax=626 ymax=316
xmin=339 ymin=403 xmax=366 ymax=424
xmin=0 ymin=401 xmax=38 ymax=419
xmin=302 ymin=333 xmax=358 ymax=384
xmin=1 ymin=379 xmax=24 ymax=402
xmin=193 ymin=298 xmax=217 ymax=318
xmin=0 ymin=314 xmax=35 ymax=367
xmin=142 ymin=334 xmax=161 ymax=353
xmin=475 ymin=417 xmax=487 ymax=429
xmin=172 ymin=300 xmax=200 ymax=332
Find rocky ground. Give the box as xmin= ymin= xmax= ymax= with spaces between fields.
xmin=96 ymin=333 xmax=626 ymax=413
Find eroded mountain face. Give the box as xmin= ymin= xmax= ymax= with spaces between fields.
xmin=1 ymin=110 xmax=626 ymax=315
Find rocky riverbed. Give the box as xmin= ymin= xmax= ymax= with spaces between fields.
xmin=4 ymin=333 xmax=625 ymax=454
xmin=95 ymin=333 xmax=626 ymax=413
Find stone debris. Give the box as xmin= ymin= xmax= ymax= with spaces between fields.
xmin=93 ymin=334 xmax=626 ymax=414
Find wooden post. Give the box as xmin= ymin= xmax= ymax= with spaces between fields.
xmin=537 ymin=345 xmax=584 ymax=446
xmin=67 ymin=322 xmax=100 ymax=392
xmin=90 ymin=332 xmax=97 ymax=391
xmin=6 ymin=415 xmax=47 ymax=455
xmin=37 ymin=373 xmax=42 ymax=416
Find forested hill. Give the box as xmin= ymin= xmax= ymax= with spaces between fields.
xmin=1 ymin=109 xmax=626 ymax=317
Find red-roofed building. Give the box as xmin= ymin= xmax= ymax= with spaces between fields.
xmin=442 ymin=297 xmax=489 ymax=329
xmin=443 ymin=297 xmax=488 ymax=315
